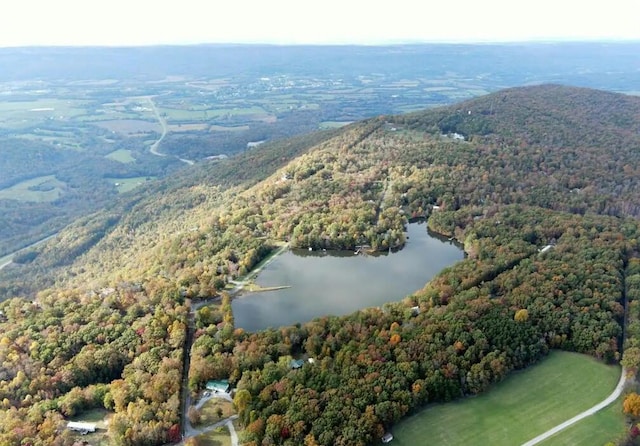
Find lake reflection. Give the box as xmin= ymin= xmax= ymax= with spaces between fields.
xmin=232 ymin=222 xmax=463 ymax=331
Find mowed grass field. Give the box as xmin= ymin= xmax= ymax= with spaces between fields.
xmin=389 ymin=351 xmax=620 ymax=446
xmin=541 ymin=396 xmax=626 ymax=445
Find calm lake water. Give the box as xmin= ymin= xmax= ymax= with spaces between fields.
xmin=232 ymin=222 xmax=464 ymax=331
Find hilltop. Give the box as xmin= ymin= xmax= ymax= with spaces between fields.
xmin=2 ymin=85 xmax=640 ymax=445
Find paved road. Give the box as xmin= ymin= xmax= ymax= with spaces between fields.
xmin=147 ymin=97 xmax=194 ymax=165
xmin=521 ymin=368 xmax=627 ymax=446
xmin=0 ymin=233 xmax=58 ymax=273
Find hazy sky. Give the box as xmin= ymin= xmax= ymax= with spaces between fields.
xmin=1 ymin=0 xmax=638 ymax=47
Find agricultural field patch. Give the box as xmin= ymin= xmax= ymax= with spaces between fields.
xmin=107 ymin=176 xmax=156 ymax=193
xmin=94 ymin=119 xmax=161 ymax=134
xmin=319 ymin=121 xmax=353 ymax=129
xmin=209 ymin=124 xmax=250 ymax=132
xmin=0 ymin=175 xmax=67 ymax=202
xmin=105 ymin=149 xmax=136 ymax=163
xmin=168 ymin=123 xmax=209 ymax=132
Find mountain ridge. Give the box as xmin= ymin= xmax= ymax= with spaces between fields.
xmin=2 ymin=84 xmax=640 ymax=297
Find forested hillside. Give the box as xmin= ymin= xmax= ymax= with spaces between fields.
xmin=2 ymin=85 xmax=640 ymax=445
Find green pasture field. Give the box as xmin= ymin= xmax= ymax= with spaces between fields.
xmin=0 ymin=99 xmax=88 ymax=128
xmin=15 ymin=133 xmax=82 ymax=150
xmin=107 ymin=176 xmax=155 ymax=193
xmin=0 ymin=175 xmax=66 ymax=202
xmin=94 ymin=119 xmax=161 ymax=134
xmin=159 ymin=106 xmax=269 ymax=121
xmin=541 ymin=396 xmax=626 ymax=445
xmin=319 ymin=121 xmax=353 ymax=129
xmin=105 ymin=149 xmax=136 ymax=163
xmin=389 ymin=351 xmax=620 ymax=446
xmin=0 ymin=98 xmax=88 ymax=115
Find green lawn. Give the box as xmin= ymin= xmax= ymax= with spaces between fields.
xmin=390 ymin=351 xmax=620 ymax=446
xmin=541 ymin=396 xmax=627 ymax=445
xmin=197 ymin=398 xmax=235 ymax=426
xmin=195 ymin=425 xmax=232 ymax=446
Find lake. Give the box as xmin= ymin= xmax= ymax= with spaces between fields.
xmin=232 ymin=222 xmax=464 ymax=331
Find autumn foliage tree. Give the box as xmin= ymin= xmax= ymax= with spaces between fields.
xmin=624 ymin=393 xmax=640 ymax=418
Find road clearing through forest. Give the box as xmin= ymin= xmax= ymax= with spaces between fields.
xmin=520 ymin=368 xmax=626 ymax=446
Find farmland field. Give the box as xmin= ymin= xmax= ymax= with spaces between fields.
xmin=319 ymin=121 xmax=353 ymax=129
xmin=389 ymin=351 xmax=620 ymax=446
xmin=105 ymin=149 xmax=136 ymax=163
xmin=107 ymin=176 xmax=156 ymax=193
xmin=94 ymin=119 xmax=161 ymax=134
xmin=0 ymin=175 xmax=66 ymax=202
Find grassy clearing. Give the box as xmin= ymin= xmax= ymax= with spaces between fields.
xmin=105 ymin=149 xmax=136 ymax=163
xmin=107 ymin=176 xmax=155 ymax=193
xmin=0 ymin=175 xmax=66 ymax=202
xmin=195 ymin=425 xmax=231 ymax=446
xmin=198 ymin=398 xmax=235 ymax=426
xmin=68 ymin=408 xmax=112 ymax=446
xmin=541 ymin=396 xmax=627 ymax=445
xmin=390 ymin=351 xmax=620 ymax=446
xmin=319 ymin=121 xmax=353 ymax=129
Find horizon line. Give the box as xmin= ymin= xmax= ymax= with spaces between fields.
xmin=2 ymin=37 xmax=640 ymax=49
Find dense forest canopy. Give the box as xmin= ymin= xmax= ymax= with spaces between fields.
xmin=2 ymin=85 xmax=640 ymax=445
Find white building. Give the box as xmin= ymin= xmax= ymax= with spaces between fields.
xmin=67 ymin=421 xmax=96 ymax=435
